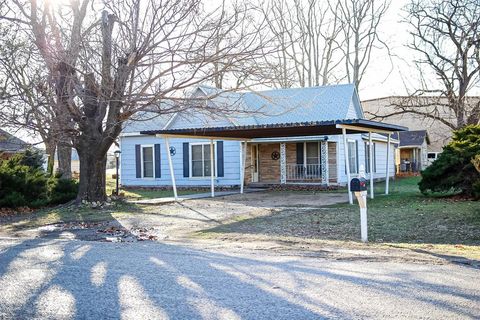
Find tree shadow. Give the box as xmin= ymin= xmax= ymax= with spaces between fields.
xmin=1 ymin=238 xmax=479 ymax=319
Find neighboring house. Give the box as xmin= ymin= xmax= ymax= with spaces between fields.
xmin=393 ymin=130 xmax=430 ymax=174
xmin=120 ymin=84 xmax=402 ymax=188
xmin=362 ymin=96 xmax=479 ymax=156
xmin=0 ymin=129 xmax=30 ymax=159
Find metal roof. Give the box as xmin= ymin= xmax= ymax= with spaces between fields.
xmin=392 ymin=130 xmax=429 ymax=147
xmin=0 ymin=129 xmax=30 ymax=153
xmin=142 ymin=119 xmax=408 ymax=139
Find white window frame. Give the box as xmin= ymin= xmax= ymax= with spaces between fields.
xmin=303 ymin=141 xmax=321 ymax=166
xmin=365 ymin=141 xmax=376 ymax=173
xmin=189 ymin=142 xmax=217 ymax=178
xmin=347 ymin=139 xmax=358 ymax=174
xmin=140 ymin=144 xmax=155 ymax=179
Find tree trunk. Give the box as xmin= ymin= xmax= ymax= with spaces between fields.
xmin=76 ymin=147 xmax=107 ymax=203
xmin=56 ymin=142 xmax=72 ymax=179
xmin=44 ymin=141 xmax=56 ymax=176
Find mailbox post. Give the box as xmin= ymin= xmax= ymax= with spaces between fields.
xmin=350 ymin=165 xmax=368 ymax=242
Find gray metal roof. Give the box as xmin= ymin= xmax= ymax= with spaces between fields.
xmin=185 ymin=84 xmax=361 ymax=128
xmin=392 ymin=130 xmax=429 ymax=147
xmin=0 ymin=129 xmax=30 ymax=153
xmin=143 ymin=119 xmax=408 ymax=139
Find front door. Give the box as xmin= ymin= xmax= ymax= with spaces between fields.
xmin=252 ymin=144 xmax=259 ymax=182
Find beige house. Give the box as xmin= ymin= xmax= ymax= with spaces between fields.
xmin=361 ymin=96 xmax=458 ymax=155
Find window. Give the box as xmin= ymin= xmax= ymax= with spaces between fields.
xmin=427 ymin=152 xmax=437 ymax=159
xmin=347 ymin=141 xmax=358 ymax=174
xmin=142 ymin=146 xmax=154 ymax=178
xmin=305 ymin=142 xmax=320 ymax=176
xmin=365 ymin=142 xmax=376 ymax=173
xmin=191 ymin=143 xmax=215 ymax=177
xmin=305 ymin=142 xmax=319 ymax=165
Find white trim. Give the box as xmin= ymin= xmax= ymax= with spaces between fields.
xmin=120 ymin=132 xmax=143 ymax=137
xmin=364 ymin=141 xmax=377 ymax=174
xmin=162 ymin=113 xmax=179 ymax=130
xmin=303 ymin=141 xmax=321 ymax=167
xmin=347 ymin=139 xmax=358 ymax=174
xmin=189 ymin=142 xmax=217 ymax=178
xmin=140 ymin=144 xmax=155 ymax=179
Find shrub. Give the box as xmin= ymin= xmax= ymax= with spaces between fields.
xmin=0 ymin=154 xmax=78 ymax=208
xmin=419 ymin=125 xmax=480 ymax=198
xmin=47 ymin=175 xmax=78 ymax=205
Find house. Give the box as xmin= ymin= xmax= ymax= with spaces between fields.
xmin=0 ymin=129 xmax=30 ymax=159
xmin=361 ymin=96 xmax=480 ymax=159
xmin=393 ymin=130 xmax=430 ymax=174
xmin=120 ymin=84 xmax=405 ymax=194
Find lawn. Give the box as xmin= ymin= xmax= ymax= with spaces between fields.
xmin=105 ymin=175 xmax=206 ymax=200
xmin=199 ymin=177 xmax=480 ymax=256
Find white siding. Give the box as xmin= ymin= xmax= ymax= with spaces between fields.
xmin=120 ymin=136 xmax=241 ymax=187
xmin=334 ymin=134 xmax=396 ymax=185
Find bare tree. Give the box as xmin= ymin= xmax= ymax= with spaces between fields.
xmin=336 ymin=0 xmax=390 ymax=88
xmin=369 ymin=0 xmax=480 ymax=130
xmin=0 ymin=26 xmax=70 ymax=176
xmin=262 ymin=0 xmax=345 ymax=88
xmin=1 ymin=0 xmax=266 ymax=202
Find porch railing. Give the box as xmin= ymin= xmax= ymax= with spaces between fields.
xmin=286 ymin=164 xmax=322 ymax=181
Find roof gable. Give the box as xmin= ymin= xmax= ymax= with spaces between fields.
xmin=0 ymin=129 xmax=30 ymax=152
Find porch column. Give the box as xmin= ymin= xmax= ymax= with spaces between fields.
xmin=385 ymin=133 xmax=391 ymax=195
xmin=342 ymin=128 xmax=353 ymax=204
xmin=164 ymin=137 xmax=178 ymax=201
xmin=210 ymin=139 xmax=215 ymax=197
xmin=369 ymin=131 xmax=374 ymax=199
xmin=321 ymin=140 xmax=329 ymax=185
xmin=240 ymin=140 xmax=247 ymax=194
xmin=280 ymin=142 xmax=286 ymax=184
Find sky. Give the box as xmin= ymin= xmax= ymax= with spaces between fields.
xmin=3 ymin=0 xmax=469 ymax=144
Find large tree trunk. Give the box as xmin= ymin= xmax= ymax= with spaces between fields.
xmin=44 ymin=141 xmax=56 ymax=176
xmin=56 ymin=142 xmax=72 ymax=179
xmin=76 ymin=147 xmax=107 ymax=203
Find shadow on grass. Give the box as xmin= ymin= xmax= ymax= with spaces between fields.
xmin=0 ymin=201 xmax=145 ymax=235
xmin=199 ymin=177 xmax=480 ymax=248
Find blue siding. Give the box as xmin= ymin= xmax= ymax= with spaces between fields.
xmin=120 ymin=136 xmax=241 ymax=186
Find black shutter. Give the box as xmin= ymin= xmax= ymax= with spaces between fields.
xmin=217 ymin=141 xmax=224 ymax=177
xmin=183 ymin=142 xmax=189 ymax=177
xmin=154 ymin=143 xmax=161 ymax=178
xmin=355 ymin=140 xmax=359 ymax=173
xmin=135 ymin=144 xmax=141 ymax=178
xmin=373 ymin=143 xmax=377 ymax=172
xmin=296 ymin=143 xmax=304 ymax=165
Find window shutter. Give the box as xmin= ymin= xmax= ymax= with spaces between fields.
xmin=355 ymin=140 xmax=359 ymax=173
xmin=373 ymin=143 xmax=377 ymax=172
xmin=217 ymin=141 xmax=224 ymax=177
xmin=296 ymin=143 xmax=304 ymax=165
xmin=154 ymin=144 xmax=161 ymax=178
xmin=135 ymin=144 xmax=141 ymax=178
xmin=183 ymin=142 xmax=189 ymax=177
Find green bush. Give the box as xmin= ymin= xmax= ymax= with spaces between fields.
xmin=419 ymin=125 xmax=480 ymax=198
xmin=0 ymin=152 xmax=78 ymax=208
xmin=47 ymin=175 xmax=78 ymax=205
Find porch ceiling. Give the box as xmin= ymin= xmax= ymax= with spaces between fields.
xmin=141 ymin=119 xmax=407 ymax=140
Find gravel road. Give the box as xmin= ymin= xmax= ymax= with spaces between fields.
xmin=0 ymin=237 xmax=479 ymax=319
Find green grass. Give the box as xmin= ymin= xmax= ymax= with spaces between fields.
xmin=105 ymin=176 xmax=205 ymax=200
xmin=200 ymin=177 xmax=480 ymax=248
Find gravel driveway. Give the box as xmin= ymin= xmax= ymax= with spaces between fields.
xmin=0 ymin=237 xmax=479 ymax=319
